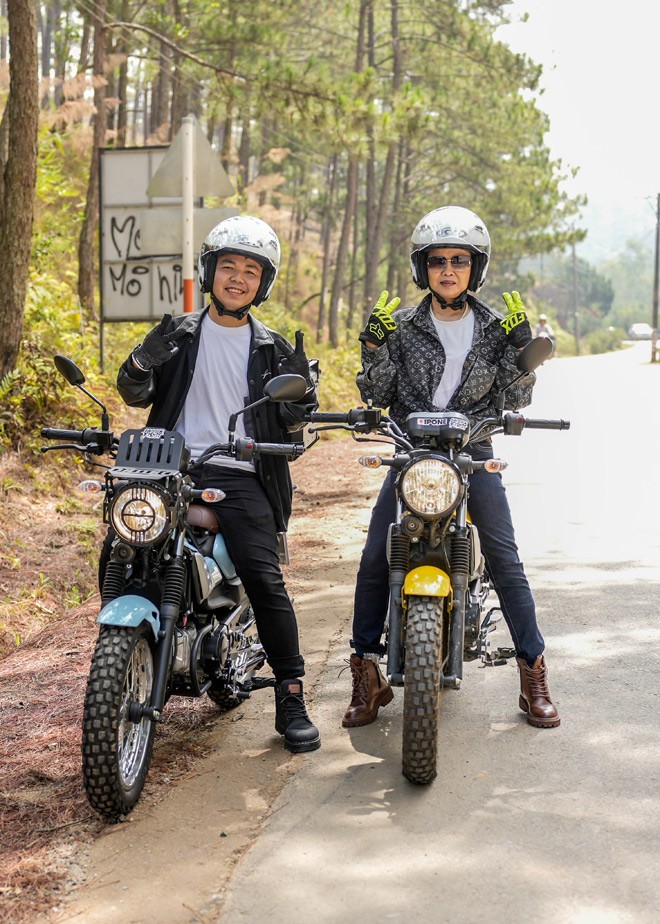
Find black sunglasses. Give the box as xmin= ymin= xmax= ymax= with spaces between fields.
xmin=427 ymin=254 xmax=472 ymax=269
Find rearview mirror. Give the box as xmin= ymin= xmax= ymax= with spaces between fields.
xmin=516 ymin=337 xmax=553 ymax=374
xmin=54 ymin=354 xmax=86 ymax=386
xmin=264 ymin=374 xmax=308 ymax=403
xmin=52 ymin=354 xmax=109 ymax=429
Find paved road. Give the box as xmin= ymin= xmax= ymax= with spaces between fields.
xmin=220 ymin=343 xmax=660 ymax=924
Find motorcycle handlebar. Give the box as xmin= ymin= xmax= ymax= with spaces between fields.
xmin=40 ymin=427 xmax=117 ymax=454
xmin=41 ymin=427 xmax=86 ymax=442
xmin=308 ymin=412 xmax=350 ymax=423
xmin=523 ymin=418 xmax=571 ymax=431
xmin=308 ymin=408 xmax=383 ymax=428
xmin=251 ymin=441 xmax=305 ymax=457
xmin=233 ymin=437 xmax=306 ymax=462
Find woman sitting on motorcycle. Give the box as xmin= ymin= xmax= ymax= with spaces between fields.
xmin=343 ymin=206 xmax=560 ymax=731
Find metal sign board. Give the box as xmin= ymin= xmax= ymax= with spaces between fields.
xmin=99 ymin=146 xmax=193 ymax=323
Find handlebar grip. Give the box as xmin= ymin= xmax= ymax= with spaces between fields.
xmin=41 ymin=427 xmax=85 ymax=441
xmin=308 ymin=408 xmax=383 ymax=428
xmin=251 ymin=442 xmax=305 ymax=456
xmin=523 ymin=418 xmax=571 ymax=431
xmin=308 ymin=412 xmax=350 ymax=423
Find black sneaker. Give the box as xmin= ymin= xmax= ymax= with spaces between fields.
xmin=274 ymin=679 xmax=321 ymax=753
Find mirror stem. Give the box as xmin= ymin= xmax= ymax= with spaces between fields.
xmin=227 ymin=395 xmax=269 ymax=445
xmin=77 ymin=383 xmax=108 ymax=420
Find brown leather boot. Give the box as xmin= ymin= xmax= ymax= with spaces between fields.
xmin=342 ymin=654 xmax=394 ymax=728
xmin=517 ymin=655 xmax=560 ymax=728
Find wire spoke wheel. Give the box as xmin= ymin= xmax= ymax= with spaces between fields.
xmin=82 ymin=625 xmax=156 ymax=821
xmin=401 ymin=595 xmax=444 ymax=785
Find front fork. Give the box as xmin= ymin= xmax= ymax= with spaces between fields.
xmin=148 ymin=531 xmax=186 ymax=719
xmin=386 ymin=525 xmax=409 ymax=685
xmin=444 ymin=507 xmax=470 ymax=689
xmin=386 ymin=513 xmax=470 ymax=690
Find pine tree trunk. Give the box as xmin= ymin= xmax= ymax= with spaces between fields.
xmin=0 ymin=0 xmax=39 ymax=378
xmin=77 ymin=0 xmax=107 ymax=311
xmin=316 ymin=154 xmax=337 ymax=342
xmin=328 ymin=157 xmax=358 ymax=347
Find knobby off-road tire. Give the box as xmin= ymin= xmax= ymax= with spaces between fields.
xmin=402 ymin=595 xmax=444 ymax=785
xmin=82 ymin=624 xmax=156 ymax=821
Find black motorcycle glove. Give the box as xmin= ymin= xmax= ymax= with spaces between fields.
xmin=358 ymin=290 xmax=401 ymax=347
xmin=133 ymin=314 xmax=188 ymax=371
xmin=500 ymin=291 xmax=533 ymax=349
xmin=278 ymin=331 xmax=313 ymax=387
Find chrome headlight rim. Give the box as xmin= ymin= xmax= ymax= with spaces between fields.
xmin=400 ymin=456 xmax=462 ymax=519
xmin=110 ymin=483 xmax=172 ymax=547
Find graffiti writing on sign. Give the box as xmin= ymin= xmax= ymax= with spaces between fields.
xmin=102 ymin=206 xmax=187 ymax=319
xmin=103 ymin=260 xmax=183 ymax=318
xmin=109 ymin=213 xmax=141 ymax=260
xmin=109 ymin=262 xmax=149 ymax=297
xmin=158 ymin=264 xmax=183 ymax=306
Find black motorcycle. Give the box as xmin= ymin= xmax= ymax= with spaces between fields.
xmin=307 ymin=338 xmax=569 ymax=784
xmin=41 ymin=356 xmax=308 ymax=821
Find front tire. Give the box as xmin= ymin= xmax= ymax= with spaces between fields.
xmin=402 ymin=595 xmax=444 ymax=785
xmin=82 ymin=624 xmax=156 ymax=821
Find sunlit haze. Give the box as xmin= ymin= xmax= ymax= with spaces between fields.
xmin=497 ymin=0 xmax=659 ymax=262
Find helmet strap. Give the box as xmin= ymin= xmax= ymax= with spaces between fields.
xmin=210 ymin=292 xmax=252 ymax=320
xmin=430 ymin=287 xmax=469 ymax=311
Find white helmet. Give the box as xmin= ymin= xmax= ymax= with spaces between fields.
xmin=410 ymin=206 xmax=491 ymax=292
xmin=198 ymin=215 xmax=281 ymax=306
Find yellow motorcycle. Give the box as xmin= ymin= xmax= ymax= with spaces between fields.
xmin=309 ymin=339 xmax=569 ymax=784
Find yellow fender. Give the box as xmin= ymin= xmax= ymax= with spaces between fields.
xmin=402 ymin=565 xmax=451 ymax=598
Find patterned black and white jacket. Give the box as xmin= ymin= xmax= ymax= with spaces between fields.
xmin=356 ymin=292 xmax=535 ymax=432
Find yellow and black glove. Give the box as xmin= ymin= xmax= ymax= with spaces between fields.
xmin=500 ymin=291 xmax=533 ymax=348
xmin=358 ymin=290 xmax=401 ymax=347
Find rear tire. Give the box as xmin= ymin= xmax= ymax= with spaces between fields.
xmin=82 ymin=624 xmax=156 ymax=821
xmin=401 ymin=595 xmax=444 ymax=785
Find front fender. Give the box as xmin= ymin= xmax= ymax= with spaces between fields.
xmin=403 ymin=566 xmax=451 ymax=598
xmin=97 ymin=594 xmax=160 ymax=642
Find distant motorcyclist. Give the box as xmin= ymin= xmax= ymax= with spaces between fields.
xmin=534 ymin=314 xmax=555 ymax=341
xmin=116 ymin=215 xmax=321 ymax=754
xmin=344 ymin=206 xmax=560 ymax=731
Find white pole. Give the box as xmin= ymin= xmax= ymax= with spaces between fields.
xmin=182 ymin=115 xmax=194 ymax=313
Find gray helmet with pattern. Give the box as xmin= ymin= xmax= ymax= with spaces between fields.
xmin=410 ymin=206 xmax=491 ymax=293
xmin=198 ymin=215 xmax=281 ymax=306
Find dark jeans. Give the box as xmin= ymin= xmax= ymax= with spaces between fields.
xmin=352 ymin=448 xmax=544 ymax=666
xmin=194 ymin=464 xmax=304 ymax=680
xmin=100 ymin=465 xmax=304 ymax=680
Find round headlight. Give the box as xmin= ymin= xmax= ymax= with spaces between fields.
xmin=400 ymin=458 xmax=461 ymax=518
xmin=110 ymin=485 xmax=170 ymax=546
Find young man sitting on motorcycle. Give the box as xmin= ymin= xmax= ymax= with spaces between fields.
xmin=343 ymin=205 xmax=560 ymax=731
xmin=116 ymin=215 xmax=321 ymax=753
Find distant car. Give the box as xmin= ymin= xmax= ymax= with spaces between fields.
xmin=628 ymin=322 xmax=654 ymax=340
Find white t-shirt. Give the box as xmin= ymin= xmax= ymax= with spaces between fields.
xmin=430 ymin=306 xmax=475 ymax=410
xmin=176 ymin=314 xmax=255 ymax=471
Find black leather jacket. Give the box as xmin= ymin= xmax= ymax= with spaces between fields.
xmin=117 ymin=308 xmax=318 ymax=531
xmin=357 ymin=293 xmax=535 ymax=431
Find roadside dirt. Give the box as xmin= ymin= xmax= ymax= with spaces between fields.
xmin=0 ymin=433 xmax=383 ymax=924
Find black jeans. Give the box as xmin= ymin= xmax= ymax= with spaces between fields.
xmin=352 ymin=446 xmax=544 ymax=665
xmin=194 ymin=464 xmax=304 ymax=679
